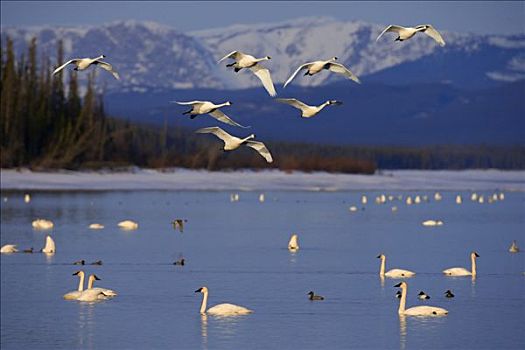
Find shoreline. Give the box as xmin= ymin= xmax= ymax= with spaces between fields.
xmin=1 ymin=168 xmax=524 ymax=192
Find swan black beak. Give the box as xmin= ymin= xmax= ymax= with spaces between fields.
xmin=94 ymin=275 xmax=101 ymax=280
xmin=72 ymin=271 xmax=80 ymax=276
xmin=474 ymin=252 xmax=480 ymax=257
xmin=195 ymin=288 xmax=203 ymax=293
xmin=393 ymin=282 xmax=402 ymax=288
xmin=376 ymin=255 xmax=381 ymax=258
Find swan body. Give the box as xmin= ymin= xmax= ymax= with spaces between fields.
xmin=443 ymin=252 xmax=479 ymax=276
xmin=376 ymin=24 xmax=445 ymax=46
xmin=174 ymin=101 xmax=249 ymax=128
xmin=52 ymin=55 xmax=120 ymax=80
xmin=1 ymin=244 xmax=18 ymax=253
xmin=118 ymin=220 xmax=138 ymax=230
xmin=89 ymin=223 xmax=104 ymax=229
xmin=509 ymin=241 xmax=519 ymax=253
xmin=41 ymin=235 xmax=55 ymax=254
xmin=395 ymin=282 xmax=448 ymax=316
xmin=288 ymin=234 xmax=299 ymax=251
xmin=32 ymin=219 xmax=54 ymax=230
xmin=195 ymin=286 xmax=252 ymax=316
xmin=422 ymin=220 xmax=443 ymax=226
xmin=276 ymin=98 xmax=342 ymax=118
xmin=308 ymin=291 xmax=324 ymax=300
xmin=218 ymin=51 xmax=276 ymax=96
xmin=377 ymin=254 xmax=415 ymax=278
xmin=284 ymin=57 xmax=360 ymax=88
xmin=76 ymin=289 xmax=112 ymax=302
xmin=195 ymin=127 xmax=273 ymax=163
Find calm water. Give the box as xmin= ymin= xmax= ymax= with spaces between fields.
xmin=1 ymin=190 xmax=524 ymax=349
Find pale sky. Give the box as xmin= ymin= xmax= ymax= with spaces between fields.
xmin=1 ymin=1 xmax=524 ymax=34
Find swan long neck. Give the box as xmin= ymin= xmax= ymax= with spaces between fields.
xmin=217 ymin=102 xmax=230 ymax=108
xmin=255 ymin=57 xmax=270 ymax=62
xmin=242 ymin=134 xmax=255 ymax=143
xmin=319 ymin=101 xmax=330 ymax=110
xmin=77 ymin=272 xmax=85 ymax=292
xmin=379 ymin=256 xmax=386 ymax=276
xmin=87 ymin=275 xmax=95 ymax=289
xmin=200 ymin=290 xmax=208 ymax=315
xmin=398 ymin=285 xmax=407 ymax=314
xmin=471 ymin=255 xmax=477 ymax=276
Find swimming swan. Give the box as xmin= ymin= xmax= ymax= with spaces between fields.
xmin=283 ymin=57 xmax=360 ymax=88
xmin=195 ymin=286 xmax=253 ymax=316
xmin=443 ymin=252 xmax=479 ymax=277
xmin=0 ymin=244 xmax=18 ymax=254
xmin=288 ymin=234 xmax=299 ymax=251
xmin=63 ymin=270 xmax=86 ymax=300
xmin=218 ymin=51 xmax=276 ymax=97
xmin=41 ymin=235 xmax=55 ymax=254
xmin=377 ymin=254 xmax=415 ymax=278
xmin=52 ymin=55 xmax=120 ymax=80
xmin=86 ymin=274 xmax=117 ymax=298
xmin=195 ymin=127 xmax=273 ymax=163
xmin=376 ymin=24 xmax=446 ymax=46
xmin=174 ymin=101 xmax=249 ymax=128
xmin=89 ymin=223 xmax=104 ymax=229
xmin=276 ymin=98 xmax=342 ymax=118
xmin=118 ymin=220 xmax=138 ymax=230
xmin=32 ymin=219 xmax=54 ymax=230
xmin=509 ymin=241 xmax=519 ymax=253
xmin=394 ymin=282 xmax=448 ymax=316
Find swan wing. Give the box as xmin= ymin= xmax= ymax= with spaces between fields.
xmin=94 ymin=60 xmax=120 ymax=80
xmin=195 ymin=126 xmax=233 ymax=143
xmin=421 ymin=25 xmax=446 ymax=46
xmin=209 ymin=109 xmax=250 ymax=128
xmin=405 ymin=306 xmax=448 ymax=316
xmin=245 ymin=140 xmax=273 ymax=163
xmin=207 ymin=303 xmax=253 ymax=315
xmin=218 ymin=50 xmax=242 ymax=63
xmin=52 ymin=59 xmax=78 ymax=75
xmin=442 ymin=267 xmax=470 ymax=276
xmin=283 ymin=62 xmax=312 ymax=88
xmin=327 ymin=62 xmax=361 ymax=84
xmin=385 ymin=269 xmax=415 ymax=278
xmin=249 ymin=64 xmax=276 ymax=96
xmin=376 ymin=25 xmax=405 ymax=42
xmin=275 ymin=98 xmax=309 ymax=111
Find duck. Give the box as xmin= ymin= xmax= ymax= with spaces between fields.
xmin=0 ymin=244 xmax=18 ymax=254
xmin=288 ymin=234 xmax=299 ymax=251
xmin=88 ymin=223 xmax=104 ymax=229
xmin=284 ymin=57 xmax=360 ymax=88
xmin=218 ymin=51 xmax=276 ymax=96
xmin=376 ymin=24 xmax=445 ymax=46
xmin=173 ymin=101 xmax=249 ymax=128
xmin=52 ymin=55 xmax=120 ymax=80
xmin=63 ymin=270 xmax=86 ymax=300
xmin=32 ymin=219 xmax=54 ymax=230
xmin=73 ymin=259 xmax=85 ymax=265
xmin=417 ymin=291 xmax=430 ymax=300
xmin=171 ymin=219 xmax=187 ymax=233
xmin=444 ymin=290 xmax=455 ymax=298
xmin=509 ymin=241 xmax=519 ymax=253
xmin=23 ymin=247 xmax=34 ymax=253
xmin=195 ymin=127 xmax=273 ymax=163
xmin=41 ymin=235 xmax=55 ymax=254
xmin=276 ymin=98 xmax=342 ymax=118
xmin=118 ymin=220 xmax=138 ymax=230
xmin=173 ymin=258 xmax=185 ymax=266
xmin=307 ymin=291 xmax=324 ymax=300
xmin=195 ymin=286 xmax=252 ymax=316
xmin=443 ymin=252 xmax=479 ymax=277
xmin=394 ymin=282 xmax=448 ymax=316
xmin=91 ymin=260 xmax=103 ymax=265
xmin=377 ymin=254 xmax=415 ymax=278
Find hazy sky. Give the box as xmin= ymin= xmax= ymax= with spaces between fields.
xmin=1 ymin=1 xmax=524 ymax=34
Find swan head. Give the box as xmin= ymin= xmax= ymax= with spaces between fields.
xmin=328 ymin=100 xmax=342 ymax=105
xmin=394 ymin=282 xmax=406 ymax=289
xmin=472 ymin=252 xmax=480 ymax=258
xmin=265 ymin=56 xmax=271 ymax=60
xmin=92 ymin=274 xmax=101 ymax=281
xmin=72 ymin=270 xmax=85 ymax=277
xmin=376 ymin=254 xmax=385 ymax=259
xmin=249 ymin=134 xmax=255 ymax=139
xmin=195 ymin=286 xmax=208 ymax=294
xmin=226 ymin=101 xmax=233 ymax=106
xmin=331 ymin=56 xmax=338 ymax=61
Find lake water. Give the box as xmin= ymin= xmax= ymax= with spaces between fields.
xmin=1 ymin=189 xmax=524 ymax=349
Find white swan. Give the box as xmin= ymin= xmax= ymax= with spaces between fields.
xmin=63 ymin=270 xmax=86 ymax=300
xmin=395 ymin=282 xmax=448 ymax=316
xmin=283 ymin=57 xmax=360 ymax=88
xmin=118 ymin=220 xmax=138 ymax=230
xmin=443 ymin=252 xmax=479 ymax=277
xmin=456 ymin=195 xmax=462 ymax=204
xmin=422 ymin=220 xmax=443 ymax=226
xmin=195 ymin=127 xmax=273 ymax=163
xmin=276 ymin=98 xmax=342 ymax=118
xmin=376 ymin=24 xmax=446 ymax=47
xmin=218 ymin=51 xmax=276 ymax=97
xmin=174 ymin=101 xmax=249 ymax=128
xmin=86 ymin=274 xmax=117 ymax=298
xmin=1 ymin=244 xmax=18 ymax=254
xmin=377 ymin=254 xmax=415 ymax=278
xmin=195 ymin=286 xmax=252 ymax=316
xmin=509 ymin=241 xmax=519 ymax=253
xmin=288 ymin=234 xmax=299 ymax=251
xmin=24 ymin=193 xmax=31 ymax=203
xmin=89 ymin=223 xmax=104 ymax=229
xmin=52 ymin=55 xmax=120 ymax=80
xmin=41 ymin=235 xmax=55 ymax=254
xmin=32 ymin=219 xmax=54 ymax=230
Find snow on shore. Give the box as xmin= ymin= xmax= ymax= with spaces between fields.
xmin=1 ymin=168 xmax=524 ymax=192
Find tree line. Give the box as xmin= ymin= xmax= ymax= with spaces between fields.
xmin=1 ymin=37 xmax=523 ymax=173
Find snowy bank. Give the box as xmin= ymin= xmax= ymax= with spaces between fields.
xmin=1 ymin=169 xmax=524 ymax=192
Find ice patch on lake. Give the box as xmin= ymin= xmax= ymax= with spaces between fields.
xmin=1 ymin=168 xmax=524 ymax=192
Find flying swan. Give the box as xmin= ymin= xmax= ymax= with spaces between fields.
xmin=376 ymin=24 xmax=446 ymax=46
xmin=52 ymin=55 xmax=120 ymax=80
xmin=443 ymin=252 xmax=479 ymax=277
xmin=173 ymin=101 xmax=249 ymax=128
xmin=394 ymin=282 xmax=448 ymax=316
xmin=195 ymin=286 xmax=253 ymax=316
xmin=218 ymin=51 xmax=276 ymax=97
xmin=283 ymin=57 xmax=360 ymax=88
xmin=195 ymin=127 xmax=273 ymax=163
xmin=377 ymin=254 xmax=415 ymax=278
xmin=276 ymin=98 xmax=342 ymax=118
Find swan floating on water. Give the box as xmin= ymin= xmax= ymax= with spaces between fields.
xmin=361 ymin=195 xmax=368 ymax=205
xmin=307 ymin=291 xmax=324 ymax=300
xmin=195 ymin=286 xmax=253 ymax=316
xmin=288 ymin=234 xmax=299 ymax=251
xmin=259 ymin=194 xmax=265 ymax=203
xmin=86 ymin=274 xmax=117 ymax=299
xmin=376 ymin=24 xmax=446 ymax=46
xmin=377 ymin=254 xmax=415 ymax=278
xmin=456 ymin=195 xmax=462 ymax=204
xmin=32 ymin=219 xmax=54 ymax=230
xmin=394 ymin=282 xmax=448 ymax=316
xmin=0 ymin=244 xmax=18 ymax=254
xmin=276 ymin=98 xmax=342 ymax=118
xmin=422 ymin=220 xmax=443 ymax=227
xmin=509 ymin=241 xmax=519 ymax=253
xmin=41 ymin=235 xmax=55 ymax=254
xmin=24 ymin=194 xmax=31 ymax=203
xmin=174 ymin=101 xmax=249 ymax=128
xmin=52 ymin=55 xmax=120 ymax=80
xmin=283 ymin=57 xmax=360 ymax=88
xmin=443 ymin=252 xmax=479 ymax=277
xmin=89 ymin=223 xmax=104 ymax=229
xmin=63 ymin=271 xmax=87 ymax=300
xmin=118 ymin=220 xmax=138 ymax=230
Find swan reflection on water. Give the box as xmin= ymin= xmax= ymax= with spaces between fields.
xmin=77 ymin=302 xmax=96 ymax=348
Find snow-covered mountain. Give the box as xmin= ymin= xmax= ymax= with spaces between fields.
xmin=2 ymin=17 xmax=524 ymax=91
